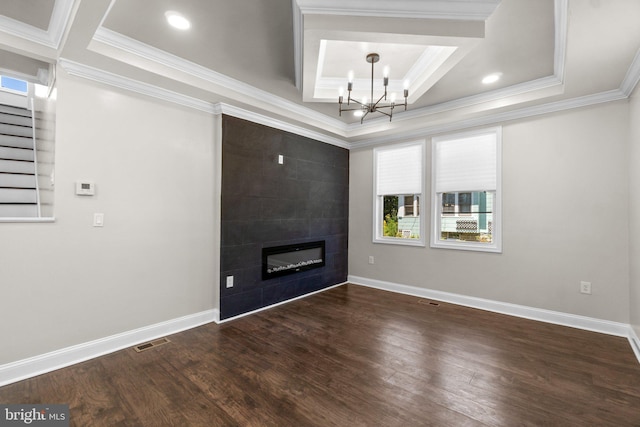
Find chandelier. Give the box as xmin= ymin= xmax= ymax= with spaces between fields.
xmin=338 ymin=53 xmax=408 ymax=123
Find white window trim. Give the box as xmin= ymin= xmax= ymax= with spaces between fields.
xmin=373 ymin=140 xmax=426 ymax=247
xmin=430 ymin=127 xmax=502 ymax=253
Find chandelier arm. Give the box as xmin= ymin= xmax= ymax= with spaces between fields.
xmin=348 ymin=98 xmax=366 ymax=108
xmin=360 ymin=109 xmax=370 ymax=124
xmin=339 ymin=106 xmax=363 ymax=112
xmin=371 ymin=93 xmax=387 ymax=110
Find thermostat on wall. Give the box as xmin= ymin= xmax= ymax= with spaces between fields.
xmin=75 ymin=181 xmax=95 ymax=196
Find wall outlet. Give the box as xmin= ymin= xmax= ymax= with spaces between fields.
xmin=368 ymin=256 xmax=375 ymax=264
xmin=226 ymin=276 xmax=234 ymax=288
xmin=580 ymin=281 xmax=592 ymax=295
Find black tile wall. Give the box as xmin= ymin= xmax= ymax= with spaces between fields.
xmin=220 ymin=115 xmax=349 ymax=319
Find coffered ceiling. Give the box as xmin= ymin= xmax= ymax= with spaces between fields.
xmin=0 ymin=0 xmax=639 ymax=147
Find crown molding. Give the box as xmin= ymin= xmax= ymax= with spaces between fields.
xmin=216 ymin=103 xmax=350 ymax=148
xmin=0 ymin=0 xmax=75 ymax=49
xmin=294 ymin=0 xmax=501 ymax=20
xmin=91 ymin=27 xmax=348 ymax=136
xmin=292 ymin=0 xmax=501 ymax=99
xmin=293 ymin=0 xmax=568 ymax=137
xmin=621 ymin=48 xmax=640 ymax=97
xmin=58 ymin=58 xmax=217 ymax=113
xmin=87 ymin=0 xmax=581 ymax=142
xmin=0 ymin=15 xmax=55 ymax=48
xmin=554 ymin=0 xmax=568 ymax=80
xmin=59 ymin=57 xmax=631 ymax=152
xmin=66 ymin=0 xmax=638 ymax=149
xmin=48 ymin=0 xmax=76 ymax=49
xmin=348 ymin=74 xmax=564 ymax=135
xmin=58 ymin=59 xmax=349 ymax=148
xmin=292 ymin=0 xmax=303 ymax=91
xmin=349 ymin=89 xmax=628 ymax=149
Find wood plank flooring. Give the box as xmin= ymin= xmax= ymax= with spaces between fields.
xmin=1 ymin=284 xmax=640 ymax=426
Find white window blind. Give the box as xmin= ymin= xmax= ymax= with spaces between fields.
xmin=434 ymin=132 xmax=497 ymax=193
xmin=376 ymin=143 xmax=422 ymax=195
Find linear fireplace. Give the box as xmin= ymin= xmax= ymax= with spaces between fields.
xmin=262 ymin=241 xmax=325 ymax=280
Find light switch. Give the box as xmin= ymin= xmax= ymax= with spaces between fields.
xmin=93 ymin=213 xmax=104 ymax=227
xmin=278 ymin=154 xmax=284 ymax=165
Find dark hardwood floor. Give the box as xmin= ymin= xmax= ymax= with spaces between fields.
xmin=2 ymin=284 xmax=640 ymax=426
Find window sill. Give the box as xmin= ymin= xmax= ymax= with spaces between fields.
xmin=374 ymin=237 xmax=425 ymax=247
xmin=431 ymin=240 xmax=501 ymax=253
xmin=0 ymin=217 xmax=56 ymax=223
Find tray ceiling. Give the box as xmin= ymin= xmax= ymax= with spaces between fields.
xmin=0 ymin=0 xmax=638 ymax=145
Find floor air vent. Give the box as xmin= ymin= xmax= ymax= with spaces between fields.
xmin=133 ymin=337 xmax=171 ymax=352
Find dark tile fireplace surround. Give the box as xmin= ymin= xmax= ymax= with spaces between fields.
xmin=220 ymin=116 xmax=349 ymax=319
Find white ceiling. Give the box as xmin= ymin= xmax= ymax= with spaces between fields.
xmin=0 ymin=0 xmax=638 ymax=147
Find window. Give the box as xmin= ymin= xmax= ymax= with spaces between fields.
xmin=0 ymin=75 xmax=55 ymax=221
xmin=374 ymin=141 xmax=425 ymax=246
xmin=431 ymin=128 xmax=501 ymax=252
xmin=0 ymin=76 xmax=28 ymax=94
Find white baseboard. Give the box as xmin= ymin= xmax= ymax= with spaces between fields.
xmin=348 ymin=275 xmax=632 ymax=338
xmin=629 ymin=327 xmax=640 ymax=364
xmin=3 ymin=279 xmax=638 ymax=388
xmin=0 ymin=309 xmax=219 ymax=387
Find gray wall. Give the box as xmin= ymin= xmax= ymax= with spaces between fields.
xmin=630 ymin=87 xmax=640 ymax=337
xmin=349 ymin=101 xmax=630 ymax=323
xmin=0 ymin=69 xmax=218 ymax=365
xmin=220 ymin=115 xmax=348 ymax=319
xmin=1 ymin=66 xmax=636 ymax=368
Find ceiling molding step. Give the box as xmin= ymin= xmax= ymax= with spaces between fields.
xmin=0 ymin=0 xmax=75 ymax=49
xmin=91 ymin=27 xmax=348 ymax=136
xmin=553 ymin=0 xmax=568 ymax=79
xmin=344 ymin=0 xmax=569 ymax=138
xmin=349 ymin=89 xmax=628 ymax=149
xmin=294 ymin=0 xmax=501 ymax=20
xmin=292 ymin=0 xmax=502 ymax=95
xmin=55 ymin=58 xmax=630 ymax=152
xmin=58 ymin=58 xmax=217 ymax=114
xmin=621 ymin=48 xmax=640 ymax=97
xmin=345 ymin=75 xmax=563 ymax=135
xmin=0 ymin=15 xmax=55 ymax=48
xmin=217 ymin=103 xmax=350 ymax=149
xmin=292 ymin=0 xmax=303 ymax=91
xmin=48 ymin=0 xmax=77 ymax=50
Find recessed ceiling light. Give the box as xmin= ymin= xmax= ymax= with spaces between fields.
xmin=165 ymin=11 xmax=191 ymax=30
xmin=482 ymin=73 xmax=502 ymax=85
